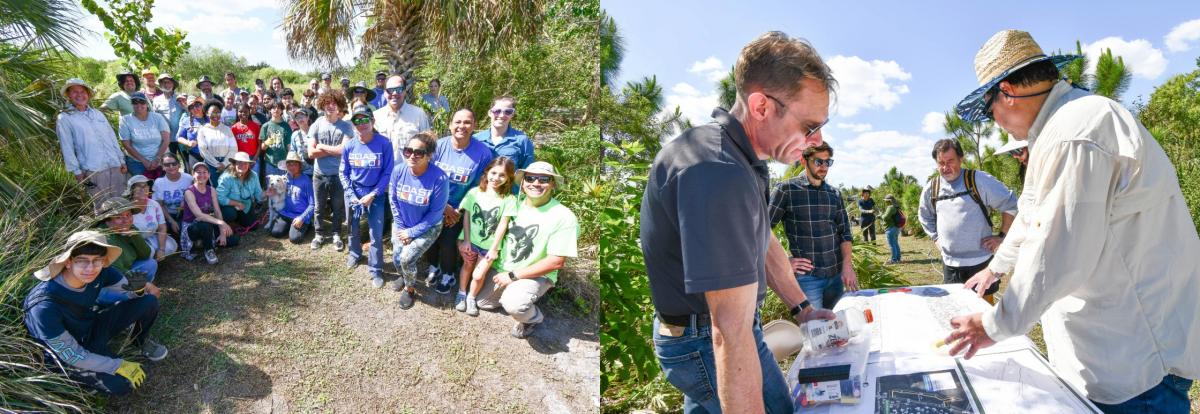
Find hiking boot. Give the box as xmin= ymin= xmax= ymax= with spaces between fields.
xmin=332 ymin=234 xmax=344 ymax=251
xmin=466 ymin=298 xmax=479 ymax=317
xmin=510 ymin=321 xmax=537 ymax=339
xmin=310 ymin=235 xmax=324 ymax=250
xmin=204 ymin=249 xmax=218 ymax=265
xmin=454 ymin=292 xmax=467 ymax=312
xmin=371 ymin=274 xmax=385 ymax=289
xmin=347 ymin=255 xmax=360 ymax=270
xmin=435 ymin=274 xmax=456 ymax=295
xmin=398 ymin=288 xmax=415 ymax=309
xmin=182 ymin=251 xmax=196 ymax=261
xmin=424 ymin=266 xmax=439 ymax=287
xmin=391 ymin=278 xmax=407 ymax=292
xmin=140 ymin=338 xmax=168 ymax=361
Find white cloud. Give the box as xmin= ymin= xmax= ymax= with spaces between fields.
xmin=1165 ymin=19 xmax=1200 ymax=52
xmin=826 ymin=55 xmax=912 ymax=117
xmin=688 ymin=56 xmax=728 ymax=82
xmin=836 ymin=123 xmax=872 ymax=133
xmin=1083 ymin=37 xmax=1168 ymax=80
xmin=921 ymin=111 xmax=944 ymax=134
xmin=155 ymin=13 xmax=266 ymax=35
xmin=663 ymin=82 xmax=720 ymax=126
xmin=824 ymin=130 xmax=937 ymax=187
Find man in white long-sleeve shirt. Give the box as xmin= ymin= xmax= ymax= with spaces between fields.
xmin=57 ymin=79 xmax=128 ymax=211
xmin=945 ymin=30 xmax=1200 ymax=412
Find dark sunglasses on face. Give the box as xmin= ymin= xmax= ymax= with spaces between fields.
xmin=523 ymin=175 xmax=552 ymax=184
xmin=386 ymin=87 xmax=404 ymax=96
xmin=1008 ymin=148 xmax=1027 ymax=157
xmin=132 ymin=100 xmax=148 ymax=105
xmin=490 ymin=108 xmax=515 ymax=117
xmin=163 ymin=162 xmax=179 ymax=167
xmin=811 ymin=158 xmax=834 ymax=167
xmin=352 ymin=116 xmax=372 ymax=125
xmin=402 ymin=147 xmax=429 ymax=158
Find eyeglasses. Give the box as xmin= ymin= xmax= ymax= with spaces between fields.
xmin=763 ymin=94 xmax=828 ymax=138
xmin=523 ymin=175 xmax=552 ymax=184
xmin=352 ymin=116 xmax=372 ymax=125
xmin=984 ymin=86 xmax=1054 ymax=119
xmin=402 ymin=147 xmax=429 ymax=158
xmin=132 ymin=100 xmax=149 ymax=105
xmin=810 ymin=158 xmax=834 ymax=167
xmin=1007 ymin=148 xmax=1027 ymax=157
xmin=163 ymin=162 xmax=179 ymax=167
xmin=490 ymin=108 xmax=516 ymax=117
xmin=70 ymin=257 xmax=106 ymax=269
xmin=386 ymin=86 xmax=404 ymax=96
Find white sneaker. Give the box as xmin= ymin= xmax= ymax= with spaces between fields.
xmin=204 ymin=249 xmax=218 ymax=264
xmin=424 ymin=266 xmax=439 ymax=287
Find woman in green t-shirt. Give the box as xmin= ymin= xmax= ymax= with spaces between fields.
xmin=455 ymin=156 xmax=518 ymax=316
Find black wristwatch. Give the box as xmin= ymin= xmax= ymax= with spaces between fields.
xmin=997 ymin=231 xmax=1006 ymax=238
xmin=789 ymin=299 xmax=811 ymax=317
xmin=506 ymin=271 xmax=517 ymax=281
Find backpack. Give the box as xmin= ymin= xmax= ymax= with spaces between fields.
xmin=896 ymin=209 xmax=907 ymax=229
xmin=929 ymin=169 xmax=993 ymax=229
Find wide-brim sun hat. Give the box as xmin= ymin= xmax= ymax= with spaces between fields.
xmin=231 ymin=151 xmax=253 ymax=164
xmin=955 ymin=30 xmax=1082 ymax=123
xmin=995 ymin=139 xmax=1029 ymax=156
xmin=278 ymin=151 xmax=304 ymax=171
xmin=34 ymin=230 xmax=123 ymax=281
xmin=122 ymin=174 xmax=152 ymax=197
xmin=99 ymin=196 xmax=140 ymax=220
xmin=516 ymin=161 xmax=566 ymax=185
xmin=116 ymin=72 xmax=141 ymax=89
xmin=762 ymin=319 xmax=805 ymax=362
xmin=60 ymin=78 xmax=94 ymax=98
xmin=157 ymin=73 xmax=177 ymax=87
xmin=351 ymin=81 xmax=377 ymax=101
xmin=196 ymin=75 xmax=214 ymax=89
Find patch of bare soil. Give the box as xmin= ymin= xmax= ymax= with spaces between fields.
xmin=105 ymin=231 xmax=599 ymax=413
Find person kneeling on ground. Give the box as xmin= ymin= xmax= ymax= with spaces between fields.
xmin=268 ymin=152 xmax=314 ymax=243
xmin=97 ymin=197 xmax=159 ymax=306
xmin=476 ymin=161 xmax=578 ymax=339
xmin=217 ymin=151 xmax=265 ymax=232
xmin=23 ymin=230 xmax=167 ymax=396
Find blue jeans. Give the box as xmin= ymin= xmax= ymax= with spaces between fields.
xmin=796 ymin=273 xmax=844 ymax=310
xmin=346 ymin=193 xmax=386 ymax=276
xmin=886 ymin=226 xmax=901 ymax=262
xmin=1092 ymin=374 xmax=1193 ymax=414
xmin=97 ymin=258 xmax=158 ymax=306
xmin=653 ymin=314 xmax=792 ymax=413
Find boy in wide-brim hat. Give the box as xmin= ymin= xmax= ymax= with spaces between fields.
xmin=23 ymin=230 xmax=167 ymax=396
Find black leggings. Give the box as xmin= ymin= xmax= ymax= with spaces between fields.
xmin=188 ymin=221 xmax=240 ymax=250
xmin=423 ymin=219 xmax=463 ymax=274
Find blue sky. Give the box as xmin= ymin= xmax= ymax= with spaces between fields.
xmin=604 ymin=0 xmax=1200 ymax=188
xmin=77 ymin=0 xmax=336 ymax=71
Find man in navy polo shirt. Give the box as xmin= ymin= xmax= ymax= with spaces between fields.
xmin=641 ymin=31 xmax=838 ymax=413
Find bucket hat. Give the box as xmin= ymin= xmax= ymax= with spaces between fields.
xmin=955 ymin=30 xmax=1081 ymax=122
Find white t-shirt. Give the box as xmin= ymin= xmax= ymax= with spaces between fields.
xmin=132 ymin=199 xmax=166 ymax=234
xmin=153 ymin=173 xmax=194 ymax=215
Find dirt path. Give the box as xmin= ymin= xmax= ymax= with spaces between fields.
xmin=105 ymin=231 xmax=599 ymax=413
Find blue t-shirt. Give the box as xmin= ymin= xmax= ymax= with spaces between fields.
xmin=307 ymin=117 xmax=354 ymax=176
xmin=119 ymin=112 xmax=169 ymax=160
xmin=432 ymin=136 xmax=494 ymax=208
xmin=389 ymin=163 xmax=448 ymax=239
xmin=473 ymin=126 xmax=535 ymax=170
xmin=280 ymin=173 xmax=315 ymax=223
xmin=340 ymin=132 xmax=394 ymax=199
xmin=176 ymin=115 xmax=207 ymax=156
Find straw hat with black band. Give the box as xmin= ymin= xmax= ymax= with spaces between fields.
xmin=34 ymin=231 xmax=123 ymax=281
xmin=955 ymin=30 xmax=1081 ymax=123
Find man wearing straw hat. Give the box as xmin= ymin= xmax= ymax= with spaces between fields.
xmin=641 ymin=31 xmax=837 ymax=412
xmin=23 ymin=230 xmax=167 ymax=395
xmin=944 ymin=29 xmax=1200 ymax=411
xmin=475 ymin=161 xmax=578 ymax=339
xmin=57 ymin=78 xmax=128 ymax=211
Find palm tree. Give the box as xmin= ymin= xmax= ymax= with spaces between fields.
xmin=718 ymin=69 xmax=735 ymax=109
xmin=1060 ymin=41 xmax=1091 ymax=88
xmin=599 ymin=11 xmax=624 ymax=90
xmin=281 ymin=0 xmax=544 ymax=92
xmin=1092 ymin=48 xmax=1131 ymax=101
xmin=624 ymin=75 xmax=663 ymax=113
xmin=942 ymin=110 xmax=993 ymax=168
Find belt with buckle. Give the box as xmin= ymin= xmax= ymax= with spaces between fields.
xmin=656 ymin=313 xmax=711 ymax=328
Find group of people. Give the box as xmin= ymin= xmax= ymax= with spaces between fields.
xmin=29 ymin=70 xmax=578 ymax=396
xmin=642 ymin=29 xmax=1200 ymax=414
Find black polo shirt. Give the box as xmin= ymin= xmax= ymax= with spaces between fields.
xmin=640 ymin=107 xmax=771 ymax=317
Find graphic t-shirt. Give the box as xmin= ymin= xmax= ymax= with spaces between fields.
xmin=231 ymin=120 xmax=262 ymax=157
xmin=153 ymin=173 xmax=193 ymax=216
xmin=340 ymin=133 xmax=393 ymax=198
xmin=132 ymin=199 xmax=167 ymax=235
xmin=495 ymin=198 xmax=578 ymax=284
xmin=458 ymin=187 xmax=518 ymax=251
xmin=118 ymin=112 xmax=169 ymax=160
xmin=260 ymin=120 xmax=292 ymax=168
xmin=432 ymin=136 xmax=494 ymax=208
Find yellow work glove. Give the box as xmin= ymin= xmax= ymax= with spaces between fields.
xmin=115 ymin=360 xmax=146 ymax=388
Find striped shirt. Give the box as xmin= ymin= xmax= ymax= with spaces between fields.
xmin=768 ymin=174 xmax=852 ymax=278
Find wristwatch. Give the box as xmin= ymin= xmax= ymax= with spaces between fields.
xmin=506 ymin=271 xmax=517 ymax=281
xmin=789 ymin=299 xmax=811 ymax=317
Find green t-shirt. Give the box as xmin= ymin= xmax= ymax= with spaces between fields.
xmin=494 ymin=198 xmax=578 ymax=284
xmin=260 ymin=120 xmax=293 ymax=168
xmin=458 ymin=187 xmax=518 ymax=249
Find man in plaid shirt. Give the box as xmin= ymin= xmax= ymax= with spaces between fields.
xmin=768 ymin=142 xmax=858 ymax=309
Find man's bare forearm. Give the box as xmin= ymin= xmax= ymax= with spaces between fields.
xmin=705 ymin=283 xmax=764 ymax=412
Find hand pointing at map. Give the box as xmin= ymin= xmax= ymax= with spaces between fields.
xmin=945 ymin=312 xmax=996 ymax=359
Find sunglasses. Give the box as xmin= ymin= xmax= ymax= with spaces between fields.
xmin=352 ymin=116 xmax=372 ymax=125
xmin=385 ymin=86 xmax=404 ymax=96
xmin=490 ymin=108 xmax=516 ymax=117
xmin=1008 ymin=148 xmax=1027 ymax=157
xmin=132 ymin=100 xmax=149 ymax=105
xmin=523 ymin=175 xmax=552 ymax=184
xmin=402 ymin=147 xmax=429 ymax=158
xmin=811 ymin=158 xmax=834 ymax=167
xmin=163 ymin=162 xmax=180 ymax=167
